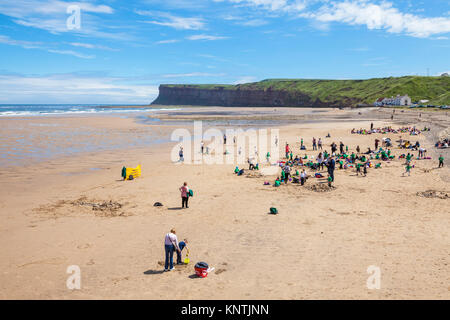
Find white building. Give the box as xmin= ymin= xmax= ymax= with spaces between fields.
xmin=374 ymin=94 xmax=411 ymax=106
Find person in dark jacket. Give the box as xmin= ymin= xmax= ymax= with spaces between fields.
xmin=326 ymin=157 xmax=336 ymax=182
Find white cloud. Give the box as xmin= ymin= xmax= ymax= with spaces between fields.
xmin=0 ymin=1 xmax=124 ymax=39
xmin=301 ymin=1 xmax=450 ymax=38
xmin=0 ymin=73 xmax=159 ymax=104
xmin=137 ymin=11 xmax=205 ymax=30
xmin=0 ymin=0 xmax=113 ymax=18
xmin=0 ymin=35 xmax=95 ymax=58
xmin=239 ymin=19 xmax=269 ymax=26
xmin=47 ymin=49 xmax=95 ymax=59
xmin=215 ymin=0 xmax=308 ymax=12
xmin=218 ymin=0 xmax=450 ymax=38
xmin=233 ymin=76 xmax=257 ymax=84
xmin=0 ymin=35 xmax=43 ymax=49
xmin=162 ymin=72 xmax=226 ymax=78
xmin=186 ymin=34 xmax=228 ymax=41
xmin=156 ymin=39 xmax=180 ymax=44
xmin=69 ymin=42 xmax=118 ymax=51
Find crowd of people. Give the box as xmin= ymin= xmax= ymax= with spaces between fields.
xmin=352 ymin=125 xmax=425 ymax=136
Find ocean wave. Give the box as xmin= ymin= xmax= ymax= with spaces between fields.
xmin=0 ymin=106 xmax=181 ymax=117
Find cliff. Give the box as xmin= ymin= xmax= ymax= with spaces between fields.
xmin=151 ymin=76 xmax=450 ymax=107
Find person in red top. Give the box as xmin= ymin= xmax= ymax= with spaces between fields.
xmin=179 ymin=182 xmax=190 ymax=209
xmin=285 ymin=143 xmax=290 ymax=159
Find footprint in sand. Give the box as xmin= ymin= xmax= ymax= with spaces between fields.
xmin=18 ymin=257 xmax=66 ymax=268
xmin=215 ymin=268 xmax=226 ymax=275
xmin=77 ymin=243 xmax=92 ymax=250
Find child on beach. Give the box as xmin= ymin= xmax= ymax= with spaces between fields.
xmin=176 ymin=238 xmax=189 ymax=265
xmin=403 ymin=164 xmax=412 ymax=176
xmin=180 ymin=182 xmax=190 ymax=209
xmin=179 ymin=147 xmax=184 ymax=162
xmin=274 ymin=177 xmax=281 ymax=187
xmin=439 ymin=155 xmax=444 ymax=168
xmin=327 ymin=174 xmax=333 ymax=187
xmin=405 ymin=153 xmax=412 ymax=165
xmin=356 ymin=163 xmax=361 ymax=176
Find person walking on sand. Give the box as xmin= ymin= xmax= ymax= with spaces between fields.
xmin=403 ymin=163 xmax=412 ymax=176
xmin=318 ymin=138 xmax=323 ymax=150
xmin=285 ymin=143 xmax=290 ymax=159
xmin=179 ymin=147 xmax=184 ymax=162
xmin=180 ymin=182 xmax=190 ymax=209
xmin=312 ymin=137 xmax=317 ymax=151
xmin=439 ymin=155 xmax=444 ymax=168
xmin=164 ymin=229 xmax=181 ymax=271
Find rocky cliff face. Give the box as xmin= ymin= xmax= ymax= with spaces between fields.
xmin=152 ymin=85 xmax=355 ymax=107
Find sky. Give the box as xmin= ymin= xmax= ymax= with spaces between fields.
xmin=0 ymin=0 xmax=449 ymax=104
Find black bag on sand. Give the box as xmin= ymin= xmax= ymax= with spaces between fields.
xmin=269 ymin=207 xmax=278 ymax=215
xmin=195 ymin=262 xmax=209 ymax=269
xmin=153 ymin=202 xmax=163 ymax=207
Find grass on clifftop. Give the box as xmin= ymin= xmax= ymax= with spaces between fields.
xmin=163 ymin=76 xmax=450 ymax=105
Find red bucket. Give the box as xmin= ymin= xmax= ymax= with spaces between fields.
xmin=195 ymin=267 xmax=208 ymax=278
xmin=194 ymin=262 xmax=209 ymax=278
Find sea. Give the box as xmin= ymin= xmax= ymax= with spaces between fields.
xmin=0 ymin=104 xmax=170 ymax=117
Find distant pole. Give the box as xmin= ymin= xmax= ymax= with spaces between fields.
xmin=427 ymin=68 xmax=430 ymax=77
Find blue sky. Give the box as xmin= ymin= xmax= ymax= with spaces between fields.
xmin=0 ymin=0 xmax=449 ymax=104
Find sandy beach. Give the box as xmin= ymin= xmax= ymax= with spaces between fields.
xmin=0 ymin=107 xmax=449 ymax=299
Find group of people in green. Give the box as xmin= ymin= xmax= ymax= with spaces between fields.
xmin=234 ymin=130 xmax=445 ymax=187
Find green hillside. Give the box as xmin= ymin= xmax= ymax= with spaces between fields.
xmin=165 ymin=76 xmax=450 ymax=105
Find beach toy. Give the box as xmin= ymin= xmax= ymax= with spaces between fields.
xmin=124 ymin=165 xmax=141 ymax=180
xmin=194 ymin=262 xmax=209 ymax=278
xmin=184 ymin=250 xmax=190 ymax=264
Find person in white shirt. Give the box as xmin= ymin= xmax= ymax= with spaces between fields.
xmin=164 ymin=229 xmax=180 ymax=271
xmin=317 ymin=153 xmax=324 ymax=170
xmin=300 ymin=169 xmax=308 ymax=185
